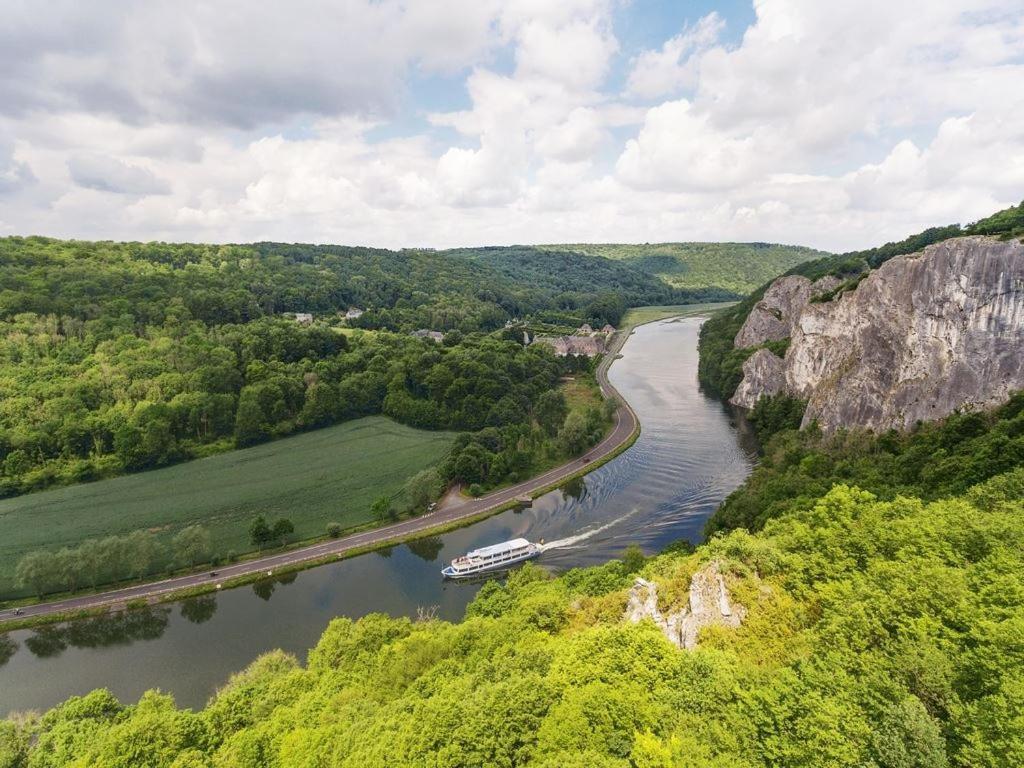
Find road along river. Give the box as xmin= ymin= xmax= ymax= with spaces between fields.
xmin=0 ymin=317 xmax=757 ymax=716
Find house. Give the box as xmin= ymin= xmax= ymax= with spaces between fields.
xmin=576 ymin=323 xmax=594 ymax=336
xmin=534 ymin=335 xmax=606 ymax=357
xmin=601 ymin=324 xmax=616 ymax=335
xmin=345 ymin=307 xmax=364 ymax=320
xmin=411 ymin=329 xmax=445 ymax=343
xmin=293 ymin=312 xmax=313 ymax=325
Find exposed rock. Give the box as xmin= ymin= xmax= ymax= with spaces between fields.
xmin=731 ymin=348 xmax=786 ymax=409
xmin=734 ymin=276 xmax=811 ymax=348
xmin=732 ymin=236 xmax=1024 ymax=432
xmin=624 ymin=561 xmax=744 ymax=650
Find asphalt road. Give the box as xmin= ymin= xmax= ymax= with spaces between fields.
xmin=4 ymin=330 xmax=639 ymax=623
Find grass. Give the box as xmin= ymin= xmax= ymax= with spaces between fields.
xmin=0 ymin=416 xmax=455 ymax=598
xmin=621 ymin=302 xmax=737 ymax=330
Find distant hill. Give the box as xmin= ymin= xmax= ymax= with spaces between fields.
xmin=536 ymin=242 xmax=828 ymax=295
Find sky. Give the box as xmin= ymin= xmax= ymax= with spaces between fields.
xmin=1 ymin=0 xmax=1022 ymax=252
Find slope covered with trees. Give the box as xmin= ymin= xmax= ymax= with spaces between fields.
xmin=3 ymin=470 xmax=1021 ymax=766
xmin=538 ymin=242 xmax=826 ymax=295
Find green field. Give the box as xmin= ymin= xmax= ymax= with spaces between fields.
xmin=621 ymin=302 xmax=736 ymax=330
xmin=0 ymin=417 xmax=454 ymax=597
xmin=541 ymin=242 xmax=827 ymax=294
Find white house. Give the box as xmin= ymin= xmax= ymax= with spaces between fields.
xmin=294 ymin=312 xmax=313 ymax=325
xmin=345 ymin=307 xmax=364 ymax=320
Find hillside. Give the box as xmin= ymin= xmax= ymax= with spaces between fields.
xmin=3 ymin=468 xmax=1021 ymax=766
xmin=538 ymin=242 xmax=827 ymax=295
xmin=698 ymin=200 xmax=1024 ymax=402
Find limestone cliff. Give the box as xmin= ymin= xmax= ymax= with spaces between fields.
xmin=730 ymin=235 xmax=1024 ymax=432
xmin=624 ymin=561 xmax=744 ymax=649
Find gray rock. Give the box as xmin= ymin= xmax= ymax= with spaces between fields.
xmin=732 ymin=235 xmax=1024 ymax=432
xmin=731 ymin=348 xmax=786 ymax=409
xmin=734 ymin=275 xmax=814 ymax=348
xmin=624 ymin=561 xmax=744 ymax=649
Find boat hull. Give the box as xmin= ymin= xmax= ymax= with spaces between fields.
xmin=442 ymin=547 xmax=540 ymax=579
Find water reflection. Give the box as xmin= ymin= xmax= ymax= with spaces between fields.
xmin=407 ymin=536 xmax=445 ymax=562
xmin=0 ymin=318 xmax=757 ymax=715
xmin=24 ymin=607 xmax=171 ymax=659
xmin=180 ymin=596 xmax=218 ymax=625
xmin=0 ymin=635 xmax=16 ymax=668
xmin=252 ymin=572 xmax=298 ymax=601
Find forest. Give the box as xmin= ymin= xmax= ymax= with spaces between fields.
xmin=706 ymin=391 xmax=1024 ymax=536
xmin=2 ymin=469 xmax=1019 ymax=766
xmin=0 ymin=236 xmax=682 ymax=497
xmin=697 ymin=200 xmax=1024 ymax=400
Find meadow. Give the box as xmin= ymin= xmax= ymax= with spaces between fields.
xmin=0 ymin=417 xmax=454 ymax=598
xmin=620 ymin=301 xmax=736 ymax=330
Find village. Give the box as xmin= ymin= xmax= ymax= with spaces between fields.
xmin=287 ymin=309 xmax=615 ymax=357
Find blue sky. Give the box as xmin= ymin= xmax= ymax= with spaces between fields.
xmin=0 ymin=0 xmax=1021 ymax=251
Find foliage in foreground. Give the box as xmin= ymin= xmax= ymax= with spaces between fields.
xmin=707 ymin=391 xmax=1024 ymax=536
xmin=3 ymin=475 xmax=1022 ymax=767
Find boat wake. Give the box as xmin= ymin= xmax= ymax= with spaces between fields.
xmin=538 ymin=509 xmax=638 ymax=552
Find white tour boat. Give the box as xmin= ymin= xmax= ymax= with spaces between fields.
xmin=441 ymin=537 xmax=541 ymax=579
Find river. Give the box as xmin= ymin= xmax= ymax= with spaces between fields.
xmin=0 ymin=317 xmax=757 ymax=716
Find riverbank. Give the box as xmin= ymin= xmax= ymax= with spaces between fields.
xmin=0 ymin=328 xmax=640 ymax=632
xmin=1 ymin=316 xmax=758 ymax=715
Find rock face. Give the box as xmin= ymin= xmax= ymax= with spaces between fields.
xmin=731 ymin=236 xmax=1024 ymax=432
xmin=624 ymin=561 xmax=744 ymax=650
xmin=734 ymin=275 xmax=842 ymax=348
xmin=731 ymin=348 xmax=787 ymax=409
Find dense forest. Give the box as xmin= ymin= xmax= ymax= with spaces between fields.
xmin=2 ymin=469 xmax=1020 ymax=766
xmin=697 ymin=200 xmax=1024 ymax=400
xmin=0 ymin=236 xmax=701 ymax=497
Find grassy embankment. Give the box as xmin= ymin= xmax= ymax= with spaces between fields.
xmin=0 ymin=416 xmax=454 ymax=600
xmin=619 ymin=301 xmax=736 ymax=331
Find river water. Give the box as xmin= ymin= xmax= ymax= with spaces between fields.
xmin=0 ymin=317 xmax=757 ymax=716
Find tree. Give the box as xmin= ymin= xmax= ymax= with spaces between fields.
xmin=406 ymin=468 xmax=441 ymax=512
xmin=535 ymin=390 xmax=568 ymax=436
xmin=621 ymin=544 xmax=645 ymax=574
xmin=558 ymin=410 xmax=591 ymax=455
xmin=172 ymin=525 xmax=211 ymax=568
xmin=371 ymin=496 xmax=395 ymax=522
xmin=124 ymin=530 xmax=164 ymax=580
xmin=271 ymin=518 xmax=294 ymax=547
xmin=16 ymin=550 xmax=58 ymax=597
xmin=249 ymin=516 xmax=272 ymax=548
xmin=234 ymin=387 xmax=269 ymax=446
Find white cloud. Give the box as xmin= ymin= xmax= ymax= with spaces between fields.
xmin=625 ymin=12 xmax=724 ymax=99
xmin=0 ymin=0 xmax=1022 ymax=251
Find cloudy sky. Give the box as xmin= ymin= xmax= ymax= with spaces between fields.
xmin=1 ymin=0 xmax=1022 ymax=251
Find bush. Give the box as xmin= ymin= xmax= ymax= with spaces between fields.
xmin=326 ymin=522 xmax=343 ymax=538
xmin=468 ymin=483 xmax=483 ymax=497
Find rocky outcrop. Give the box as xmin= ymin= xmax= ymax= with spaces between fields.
xmin=624 ymin=561 xmax=744 ymax=649
xmin=731 ymin=348 xmax=786 ymax=409
xmin=734 ymin=275 xmax=842 ymax=348
xmin=731 ymin=236 xmax=1024 ymax=432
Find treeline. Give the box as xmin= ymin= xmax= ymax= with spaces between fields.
xmin=698 ymin=199 xmax=1024 ymax=400
xmin=0 ymin=237 xmax=713 ymax=336
xmin=0 ymin=305 xmax=583 ymax=494
xmin=14 ymin=525 xmax=216 ymax=597
xmin=4 ymin=471 xmax=1021 ymax=765
xmin=706 ymin=391 xmax=1024 ymax=536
